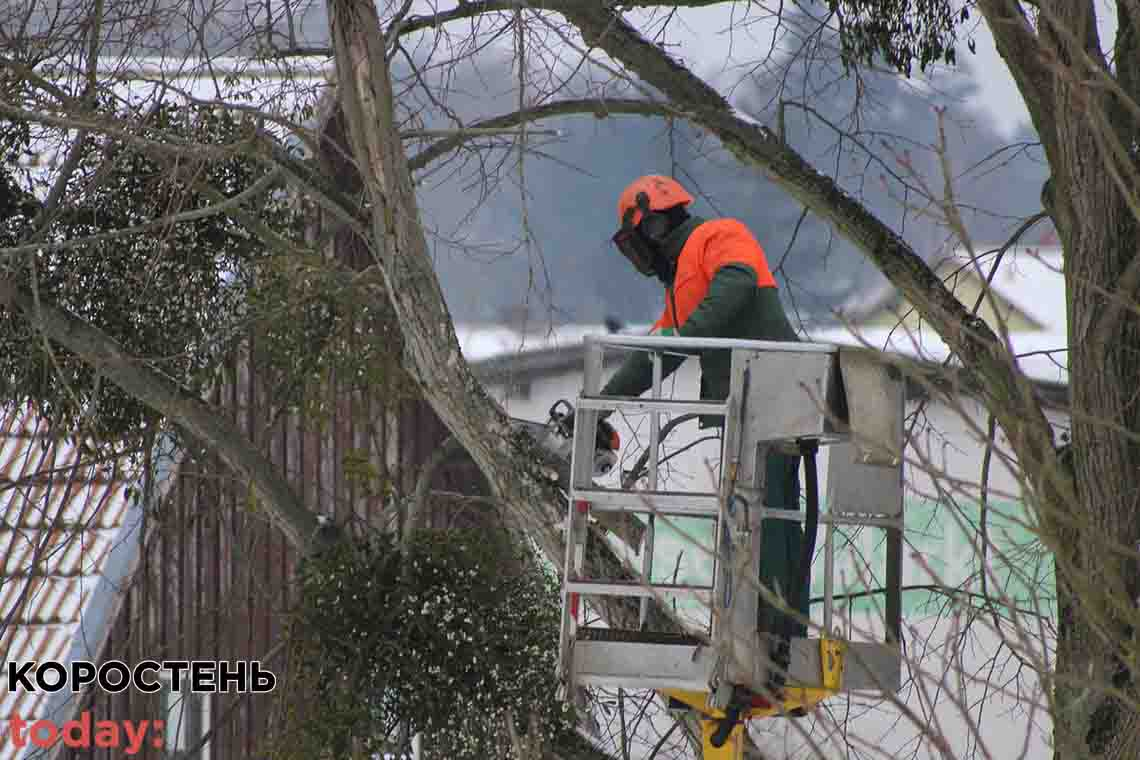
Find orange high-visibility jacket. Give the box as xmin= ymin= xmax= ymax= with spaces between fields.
xmin=651 ymin=218 xmax=778 ymax=334
xmin=602 ymin=216 xmax=797 ymax=407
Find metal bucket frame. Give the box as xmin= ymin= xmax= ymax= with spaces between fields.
xmin=558 ymin=336 xmax=905 ymax=718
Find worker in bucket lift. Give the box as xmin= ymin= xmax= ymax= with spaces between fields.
xmin=601 ymin=174 xmax=807 ymax=691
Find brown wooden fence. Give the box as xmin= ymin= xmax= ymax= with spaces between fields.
xmin=57 ymin=349 xmax=484 ymax=760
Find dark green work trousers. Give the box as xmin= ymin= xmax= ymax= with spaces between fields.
xmin=759 ymin=452 xmax=808 ymax=641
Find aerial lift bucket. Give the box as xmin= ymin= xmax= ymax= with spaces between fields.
xmin=556 ymin=337 xmax=906 ymax=757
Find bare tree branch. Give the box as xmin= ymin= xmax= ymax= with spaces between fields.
xmin=408 ymin=96 xmax=671 ymax=171
xmin=0 ymin=277 xmax=322 ymax=551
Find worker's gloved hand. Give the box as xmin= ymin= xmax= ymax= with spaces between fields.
xmin=559 ymin=410 xmax=620 ymax=452
xmin=596 ymin=417 xmax=620 ymax=452
xmin=550 ymin=402 xmax=576 ymax=439
xmin=551 ymin=403 xmax=621 ymax=472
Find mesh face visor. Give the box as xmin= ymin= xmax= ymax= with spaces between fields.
xmin=612 ymin=227 xmax=657 ymax=276
xmin=613 ymin=204 xmax=657 ymax=277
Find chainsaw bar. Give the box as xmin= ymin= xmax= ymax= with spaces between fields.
xmin=511 ymin=416 xmax=574 ymax=487
xmin=510 ymin=400 xmax=619 ymax=488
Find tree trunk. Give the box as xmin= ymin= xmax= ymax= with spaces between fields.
xmin=1053 ymin=180 xmax=1140 ymax=759
xmin=323 ymin=0 xmax=692 ymax=635
xmin=1033 ymin=3 xmax=1140 ymax=757
xmin=1050 ymin=107 xmax=1140 ymax=760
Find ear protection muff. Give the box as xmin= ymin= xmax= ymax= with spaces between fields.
xmin=635 ymin=191 xmax=670 ymax=243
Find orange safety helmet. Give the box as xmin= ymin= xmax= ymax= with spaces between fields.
xmin=616 ymin=175 xmax=694 ymax=228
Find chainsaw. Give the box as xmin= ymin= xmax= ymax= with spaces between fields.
xmin=511 ymin=399 xmax=620 ymax=487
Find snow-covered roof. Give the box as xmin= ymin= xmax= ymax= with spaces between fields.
xmin=0 ymin=408 xmax=181 ymax=752
xmin=820 ymin=245 xmax=1067 ymax=385
xmin=0 ymin=407 xmax=137 ymax=755
xmin=841 ymin=245 xmax=1065 ymax=330
xmin=979 ymin=245 xmax=1064 ymax=333
xmin=461 ymin=244 xmax=1069 ymax=387
xmin=806 ymin=324 xmax=1068 ymax=386
xmin=456 ymin=323 xmax=629 ymax=363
